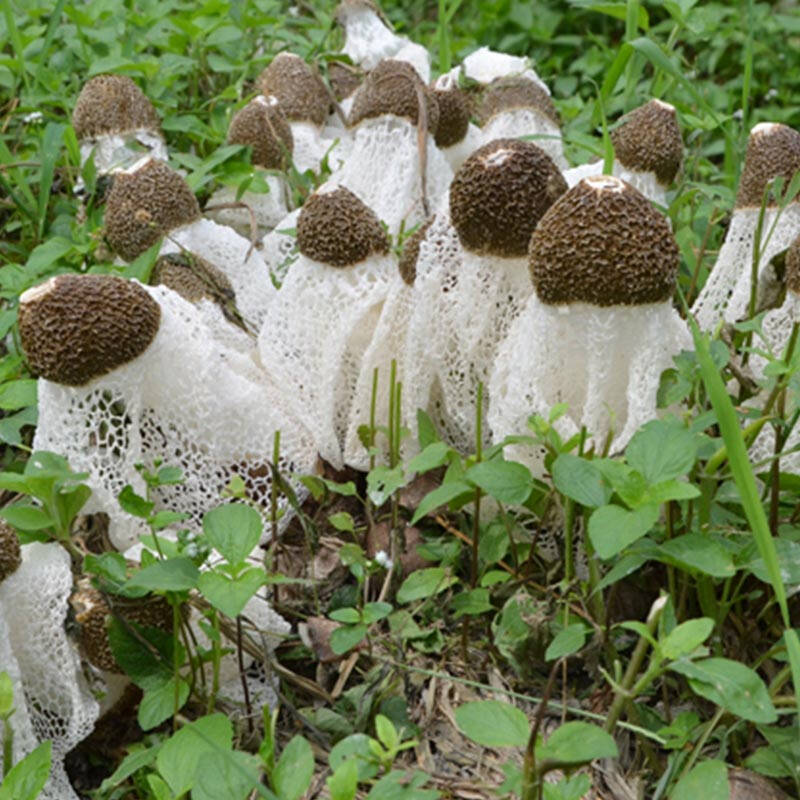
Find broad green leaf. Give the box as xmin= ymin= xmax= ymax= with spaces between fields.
xmin=98 ymin=745 xmax=160 ymax=793
xmin=538 ymin=721 xmax=618 ymax=764
xmin=328 ymin=511 xmax=355 ymax=533
xmin=545 ymin=624 xmax=588 ymax=661
xmin=410 ymin=481 xmax=473 ymax=525
xmin=327 ymin=758 xmax=359 ymax=800
xmin=361 ymin=601 xmax=393 ymax=624
xmin=0 ymin=671 xmax=13 ymax=716
xmin=626 ymin=419 xmax=698 ymax=484
xmin=451 ymin=588 xmax=493 ymax=618
xmin=193 ymin=750 xmax=263 ymax=800
xmin=587 ymin=504 xmax=659 ymax=559
xmin=330 ymin=623 xmax=368 ymax=655
xmin=455 ymin=700 xmax=529 ymax=748
xmin=329 ymin=607 xmax=361 ymax=624
xmin=203 ymin=502 xmax=262 ymax=566
xmin=366 ymin=465 xmax=407 ymax=507
xmin=744 ymin=538 xmax=800 ymax=586
xmin=406 ymin=441 xmax=450 ymax=474
xmin=658 ymin=534 xmax=735 ymax=578
xmin=396 ymin=567 xmax=458 ymax=604
xmin=551 ymin=454 xmax=611 ymax=508
xmin=197 ymin=568 xmax=265 ymax=618
xmin=670 ymin=759 xmax=729 ymax=800
xmin=0 ymin=379 xmax=37 ymax=411
xmin=0 ymin=741 xmax=51 ymax=800
xmin=118 ymin=485 xmax=155 ymax=519
xmin=660 ymin=618 xmax=714 ymax=660
xmin=125 ymin=557 xmax=199 ymax=593
xmin=272 ymin=735 xmax=314 ymax=800
xmin=669 ymin=658 xmax=777 ymax=723
xmin=465 ymin=459 xmax=533 ymax=505
xmin=0 ymin=503 xmax=53 ymax=531
xmin=139 ymin=676 xmax=190 ymax=731
xmin=329 ymin=734 xmax=380 ymax=781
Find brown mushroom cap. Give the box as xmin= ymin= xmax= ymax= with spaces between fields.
xmin=329 ymin=61 xmax=364 ymax=102
xmin=297 ymin=187 xmax=389 ymax=267
xmin=449 ymin=138 xmax=567 ymax=257
xmin=348 ymin=59 xmax=439 ymax=132
xmin=19 ymin=274 xmax=161 ymax=386
xmin=71 ymin=580 xmax=174 ymax=674
xmin=432 ymin=86 xmax=470 ymax=148
xmin=610 ymin=99 xmax=683 ymax=186
xmin=104 ymin=159 xmax=201 ymax=261
xmin=398 ymin=217 xmax=433 ymax=285
xmin=258 ymin=53 xmax=330 ymax=127
xmin=530 ymin=175 xmax=679 ymax=306
xmin=0 ymin=520 xmax=21 ymax=582
xmin=152 ymin=253 xmax=235 ymax=304
xmin=736 ymin=122 xmax=800 ymax=208
xmin=227 ymin=97 xmax=293 ymax=170
xmin=475 ymin=75 xmax=560 ymax=128
xmin=72 ymin=74 xmax=161 ymax=140
xmin=786 ymin=234 xmax=800 ymax=295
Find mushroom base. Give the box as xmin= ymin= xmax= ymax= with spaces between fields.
xmin=206 ymin=173 xmax=290 ymax=238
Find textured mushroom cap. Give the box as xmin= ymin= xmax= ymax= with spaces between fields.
xmin=475 ymin=75 xmax=560 ymax=127
xmin=786 ymin=234 xmax=800 ymax=295
xmin=530 ymin=175 xmax=679 ymax=306
xmin=0 ymin=520 xmax=21 ymax=582
xmin=105 ymin=159 xmax=201 ymax=261
xmin=449 ymin=138 xmax=567 ymax=257
xmin=72 ymin=74 xmax=161 ymax=140
xmin=19 ymin=274 xmax=161 ymax=386
xmin=348 ymin=59 xmax=439 ymax=132
xmin=71 ymin=581 xmax=174 ymax=674
xmin=258 ymin=53 xmax=330 ymax=127
xmin=398 ymin=217 xmax=433 ymax=285
xmin=152 ymin=252 xmax=235 ymax=304
xmin=228 ymin=96 xmax=293 ymax=169
xmin=611 ymin=99 xmax=683 ymax=186
xmin=432 ymin=87 xmax=470 ymax=148
xmin=736 ymin=123 xmax=800 ymax=208
xmin=297 ymin=187 xmax=389 ymax=266
xmin=329 ymin=61 xmax=364 ymax=101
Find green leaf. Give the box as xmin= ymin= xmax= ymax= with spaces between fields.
xmin=669 ymin=658 xmax=777 ymax=723
xmin=156 ymin=714 xmax=233 ymax=796
xmin=197 ymin=568 xmax=265 ymax=618
xmin=193 ymin=750 xmax=263 ymax=800
xmin=327 ymin=758 xmax=359 ymax=800
xmin=203 ymin=502 xmax=262 ymax=566
xmin=0 ymin=503 xmax=54 ymax=531
xmin=670 ymin=759 xmax=730 ymax=800
xmin=409 ymin=481 xmax=472 ymax=525
xmin=451 ymin=588 xmax=493 ymax=619
xmin=545 ymin=624 xmax=587 ymax=661
xmin=657 ymin=534 xmax=735 ymax=578
xmin=126 ymin=557 xmax=199 ymax=593
xmin=272 ymin=735 xmax=314 ymax=800
xmin=0 ymin=741 xmax=51 ymax=800
xmin=587 ymin=504 xmax=659 ymax=559
xmin=0 ymin=379 xmax=37 ymax=411
xmin=0 ymin=671 xmax=13 ymax=716
xmin=375 ymin=715 xmax=399 ymax=752
xmin=329 ymin=734 xmax=379 ymax=781
xmin=455 ymin=700 xmax=529 ymax=748
xmin=329 ymin=511 xmax=355 ymax=533
xmin=329 ymin=607 xmax=361 ymax=624
xmin=118 ymin=485 xmax=155 ymax=519
xmin=406 ymin=442 xmax=450 ymax=474
xmin=660 ymin=618 xmax=714 ymax=660
xmin=396 ymin=567 xmax=458 ymax=604
xmin=537 ymin=721 xmax=618 ymax=765
xmin=98 ymin=744 xmax=161 ymax=793
xmin=366 ymin=465 xmax=407 ymax=506
xmin=551 ymin=454 xmax=611 ymax=508
xmin=362 ymin=601 xmax=393 ymax=624
xmin=330 ymin=624 xmax=368 ymax=655
xmin=625 ymin=419 xmax=698 ymax=484
xmin=465 ymin=459 xmax=533 ymax=505
xmin=139 ymin=676 xmax=190 ymax=731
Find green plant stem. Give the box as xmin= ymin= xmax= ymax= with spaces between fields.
xmin=676 ymin=707 xmax=725 ymax=784
xmin=2 ymin=716 xmax=13 ymax=777
xmin=236 ymin=615 xmax=254 ymax=734
xmin=604 ymin=596 xmax=666 ymax=733
xmin=471 ymin=382 xmax=483 ymax=588
xmin=172 ymin=600 xmax=181 ymax=732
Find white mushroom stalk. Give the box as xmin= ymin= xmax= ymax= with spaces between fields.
xmin=692 ymin=122 xmax=800 ymax=331
xmin=257 ymin=187 xmax=396 ymax=468
xmin=335 ymin=0 xmax=431 ymax=81
xmin=0 ymin=540 xmax=99 ymax=800
xmin=72 ymin=74 xmax=167 ymax=177
xmin=323 ymin=59 xmax=453 ymax=236
xmin=564 ymin=99 xmax=683 ymax=208
xmin=402 ymin=139 xmax=567 ymax=454
xmin=206 ymin=95 xmax=294 ymax=237
xmin=104 ymin=157 xmax=276 ymax=333
xmin=20 ymin=275 xmax=317 ymax=551
xmin=489 ymin=175 xmax=691 ymax=473
xmin=258 ymin=53 xmax=349 ymax=174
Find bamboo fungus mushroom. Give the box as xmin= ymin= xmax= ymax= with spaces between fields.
xmin=19 ymin=274 xmax=317 ymax=550
xmin=489 ymin=175 xmax=691 ymax=472
xmin=72 ymin=74 xmax=167 ymax=176
xmin=564 ymin=99 xmax=683 ymax=207
xmin=692 ymin=121 xmax=800 ymax=330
